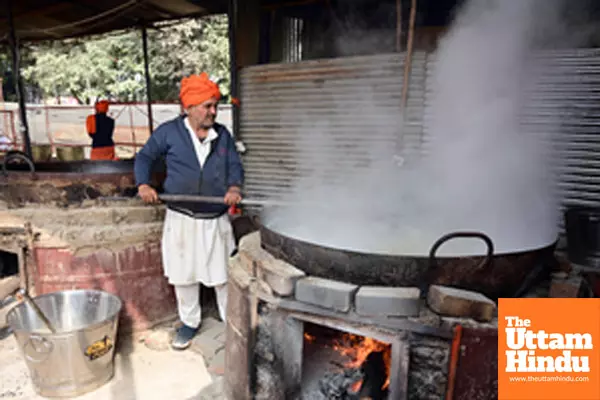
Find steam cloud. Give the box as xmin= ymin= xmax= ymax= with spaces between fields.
xmin=262 ymin=0 xmax=588 ymax=256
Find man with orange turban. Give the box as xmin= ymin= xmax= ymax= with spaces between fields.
xmin=134 ymin=73 xmax=244 ymax=350
xmin=86 ymin=100 xmax=115 ymax=160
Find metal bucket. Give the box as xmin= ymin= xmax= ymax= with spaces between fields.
xmin=6 ymin=289 xmax=122 ymax=398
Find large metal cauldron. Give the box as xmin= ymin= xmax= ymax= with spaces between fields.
xmin=259 ymin=223 xmax=557 ymax=300
xmin=0 ymin=152 xmax=165 ymax=203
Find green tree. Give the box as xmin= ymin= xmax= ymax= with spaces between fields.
xmin=21 ymin=15 xmax=230 ymax=104
xmin=150 ymin=15 xmax=231 ymax=101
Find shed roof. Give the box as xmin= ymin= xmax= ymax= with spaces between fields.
xmin=0 ymin=0 xmax=228 ymax=43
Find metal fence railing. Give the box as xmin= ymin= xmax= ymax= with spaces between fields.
xmin=0 ymin=102 xmax=233 ymax=159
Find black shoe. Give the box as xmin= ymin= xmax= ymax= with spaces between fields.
xmin=171 ymin=324 xmax=198 ymax=350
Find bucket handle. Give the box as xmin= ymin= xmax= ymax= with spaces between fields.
xmin=429 ymin=231 xmax=495 ymax=271
xmin=23 ymin=334 xmax=53 ymax=364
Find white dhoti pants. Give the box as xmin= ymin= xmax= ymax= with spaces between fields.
xmin=174 ymin=283 xmax=228 ymax=328
xmin=161 ymin=209 xmax=236 ymax=328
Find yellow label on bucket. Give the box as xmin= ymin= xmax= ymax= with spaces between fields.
xmin=85 ymin=336 xmax=113 ymax=361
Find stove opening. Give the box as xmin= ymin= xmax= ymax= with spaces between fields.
xmin=302 ymin=322 xmax=392 ymax=400
xmin=0 ymin=250 xmax=18 ymax=279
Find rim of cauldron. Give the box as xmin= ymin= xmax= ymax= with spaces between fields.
xmin=1 ymin=157 xmax=169 ymax=176
xmin=3 ymin=159 xmax=134 ymax=173
xmin=258 ymin=220 xmax=558 ymax=259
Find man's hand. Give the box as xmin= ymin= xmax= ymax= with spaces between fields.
xmin=138 ymin=184 xmax=159 ymax=204
xmin=224 ymin=187 xmax=242 ymax=206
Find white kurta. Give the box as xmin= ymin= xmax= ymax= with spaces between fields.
xmin=161 ymin=119 xmax=236 ymax=287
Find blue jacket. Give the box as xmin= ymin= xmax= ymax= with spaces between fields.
xmin=134 ymin=115 xmax=244 ymax=217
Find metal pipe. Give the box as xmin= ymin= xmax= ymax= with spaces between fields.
xmin=400 ymin=0 xmax=417 ymax=114
xmin=157 ymin=193 xmax=297 ymax=207
xmin=141 ymin=25 xmax=154 ymax=134
xmin=228 ymin=0 xmax=240 ymax=139
xmin=7 ymin=0 xmax=32 ymax=158
xmin=99 ymin=193 xmax=321 ymax=208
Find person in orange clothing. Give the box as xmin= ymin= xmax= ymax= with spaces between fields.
xmin=86 ymin=100 xmax=116 ymax=160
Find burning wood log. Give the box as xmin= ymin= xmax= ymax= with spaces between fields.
xmin=357 ymin=351 xmax=388 ymax=400
xmin=315 ymin=350 xmax=390 ymax=400
xmin=318 ymin=368 xmax=363 ymax=399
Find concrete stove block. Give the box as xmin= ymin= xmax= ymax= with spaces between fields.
xmin=261 ymin=259 xmax=306 ymax=297
xmin=427 ymin=285 xmax=496 ymax=322
xmin=295 ymin=276 xmax=358 ymax=312
xmin=238 ymin=232 xmax=305 ymax=296
xmin=355 ymin=286 xmax=421 ymax=317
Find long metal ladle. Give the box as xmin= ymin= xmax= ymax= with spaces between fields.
xmin=17 ymin=288 xmax=56 ymax=334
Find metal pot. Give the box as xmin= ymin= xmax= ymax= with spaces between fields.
xmin=259 ymin=222 xmax=557 ymax=300
xmin=6 ymin=289 xmax=122 ymax=398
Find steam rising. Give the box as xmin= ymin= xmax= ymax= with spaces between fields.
xmin=262 ymin=0 xmax=585 ymax=256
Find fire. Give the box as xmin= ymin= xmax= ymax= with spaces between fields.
xmin=304 ymin=332 xmax=316 ymax=343
xmin=332 ymin=334 xmax=392 ymax=391
xmin=303 ymin=328 xmax=392 ymax=393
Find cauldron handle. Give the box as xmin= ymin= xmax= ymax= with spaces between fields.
xmin=429 ymin=232 xmax=495 ymax=271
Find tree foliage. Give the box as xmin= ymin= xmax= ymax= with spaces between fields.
xmin=18 ymin=15 xmax=230 ymax=104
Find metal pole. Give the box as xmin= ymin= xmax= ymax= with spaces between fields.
xmin=396 ymin=0 xmax=403 ymax=52
xmin=7 ymin=0 xmax=32 ymax=158
xmin=141 ymin=26 xmax=154 ymax=135
xmin=228 ymin=0 xmax=240 ymax=139
xmin=400 ymin=0 xmax=418 ymax=114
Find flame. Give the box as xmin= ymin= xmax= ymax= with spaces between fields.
xmin=303 ymin=330 xmax=392 ymax=392
xmin=351 ymin=379 xmax=363 ymax=393
xmin=304 ymin=332 xmax=316 ymax=344
xmin=332 ymin=334 xmax=392 ymax=390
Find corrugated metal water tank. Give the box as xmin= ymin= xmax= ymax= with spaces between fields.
xmin=239 ymin=52 xmax=429 ymax=204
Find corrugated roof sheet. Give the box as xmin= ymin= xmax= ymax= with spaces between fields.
xmin=0 ymin=0 xmax=228 ymax=43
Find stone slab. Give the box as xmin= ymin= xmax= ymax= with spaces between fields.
xmin=208 ymin=348 xmax=226 ymax=375
xmin=199 ymin=317 xmax=226 ymax=340
xmin=238 ymin=233 xmax=305 ymax=296
xmin=549 ymin=277 xmax=583 ymax=298
xmin=261 ymin=259 xmax=306 ymax=297
xmin=355 ymin=286 xmax=421 ymax=317
xmin=238 ymin=231 xmax=261 ymax=252
xmin=295 ymin=276 xmax=358 ymax=312
xmin=191 ymin=333 xmax=225 ymax=362
xmin=427 ymin=285 xmax=496 ymax=322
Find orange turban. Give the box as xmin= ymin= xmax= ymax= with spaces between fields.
xmin=95 ymin=100 xmax=109 ymax=114
xmin=180 ymin=73 xmax=221 ymax=109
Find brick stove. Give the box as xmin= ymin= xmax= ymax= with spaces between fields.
xmin=0 ymin=174 xmax=177 ymax=333
xmin=224 ymin=232 xmax=500 ymax=400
